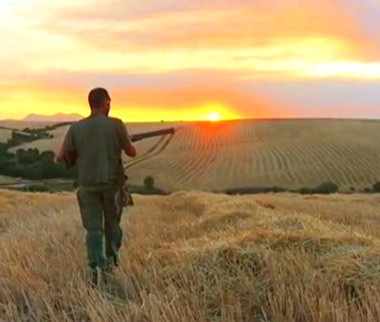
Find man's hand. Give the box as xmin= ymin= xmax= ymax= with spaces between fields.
xmin=56 ymin=147 xmax=65 ymax=163
xmin=56 ymin=145 xmax=77 ymax=168
xmin=123 ymin=143 xmax=137 ymax=157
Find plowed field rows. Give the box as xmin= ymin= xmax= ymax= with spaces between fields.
xmin=3 ymin=119 xmax=380 ymax=190
xmin=127 ymin=119 xmax=380 ymax=190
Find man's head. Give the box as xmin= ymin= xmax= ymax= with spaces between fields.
xmin=88 ymin=87 xmax=111 ymax=116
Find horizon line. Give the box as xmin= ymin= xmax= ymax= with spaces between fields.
xmin=1 ymin=116 xmax=380 ymax=123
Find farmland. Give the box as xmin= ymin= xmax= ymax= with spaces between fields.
xmin=1 ymin=119 xmax=380 ymax=191
xmin=0 ymin=130 xmax=12 ymax=143
xmin=0 ymin=175 xmax=18 ymax=185
xmin=1 ymin=189 xmax=380 ymax=321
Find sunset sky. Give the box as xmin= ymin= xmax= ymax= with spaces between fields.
xmin=1 ymin=0 xmax=380 ymax=121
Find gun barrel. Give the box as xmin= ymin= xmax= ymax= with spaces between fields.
xmin=131 ymin=127 xmax=176 ymax=142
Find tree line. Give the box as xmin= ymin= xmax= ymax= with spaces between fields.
xmin=0 ymin=129 xmax=76 ymax=180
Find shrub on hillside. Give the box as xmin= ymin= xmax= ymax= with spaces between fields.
xmin=313 ymin=182 xmax=339 ymax=194
xmin=0 ymin=143 xmax=8 ymax=154
xmin=224 ymin=186 xmax=288 ymax=195
xmin=15 ymin=184 xmax=51 ymax=193
xmin=144 ymin=176 xmax=155 ymax=188
xmin=270 ymin=186 xmax=287 ymax=193
xmin=299 ymin=187 xmax=312 ymax=195
xmin=372 ymin=182 xmax=380 ymax=193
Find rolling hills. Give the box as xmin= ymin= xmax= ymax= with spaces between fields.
xmin=1 ymin=119 xmax=380 ymax=191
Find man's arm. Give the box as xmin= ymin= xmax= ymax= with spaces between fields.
xmin=56 ymin=145 xmax=66 ymax=163
xmin=117 ymin=120 xmax=137 ymax=158
xmin=56 ymin=127 xmax=77 ymax=167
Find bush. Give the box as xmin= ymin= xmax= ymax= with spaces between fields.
xmin=0 ymin=142 xmax=9 ymax=154
xmin=271 ymin=186 xmax=287 ymax=193
xmin=299 ymin=187 xmax=312 ymax=195
xmin=224 ymin=186 xmax=288 ymax=195
xmin=16 ymin=184 xmax=51 ymax=193
xmin=372 ymin=182 xmax=380 ymax=193
xmin=40 ymin=151 xmax=55 ymax=162
xmin=313 ymin=182 xmax=339 ymax=194
xmin=144 ymin=176 xmax=155 ymax=188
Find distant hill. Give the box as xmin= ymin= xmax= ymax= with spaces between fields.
xmin=23 ymin=113 xmax=84 ymax=122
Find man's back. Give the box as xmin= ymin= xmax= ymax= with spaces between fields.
xmin=65 ymin=114 xmax=129 ymax=187
xmin=56 ymin=88 xmax=136 ymax=286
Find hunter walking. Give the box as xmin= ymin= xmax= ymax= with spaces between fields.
xmin=57 ymin=87 xmax=137 ymax=285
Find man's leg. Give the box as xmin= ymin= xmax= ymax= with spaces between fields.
xmin=102 ymin=185 xmax=124 ymax=267
xmin=76 ymin=188 xmax=107 ymax=274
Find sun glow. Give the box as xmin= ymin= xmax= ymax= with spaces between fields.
xmin=208 ymin=112 xmax=220 ymax=122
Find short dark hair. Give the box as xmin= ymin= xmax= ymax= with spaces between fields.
xmin=88 ymin=87 xmax=110 ymax=109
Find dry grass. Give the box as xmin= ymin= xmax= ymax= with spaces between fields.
xmin=3 ymin=119 xmax=380 ymax=191
xmin=1 ymin=190 xmax=380 ymax=321
xmin=0 ymin=130 xmax=12 ymax=142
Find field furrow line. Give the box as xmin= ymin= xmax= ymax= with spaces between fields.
xmin=125 ymin=134 xmax=175 ymax=170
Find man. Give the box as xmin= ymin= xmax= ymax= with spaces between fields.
xmin=57 ymin=87 xmax=137 ymax=285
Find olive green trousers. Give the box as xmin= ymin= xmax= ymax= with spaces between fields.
xmin=76 ymin=184 xmax=124 ymax=269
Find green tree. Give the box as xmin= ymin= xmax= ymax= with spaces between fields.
xmin=372 ymin=182 xmax=380 ymax=193
xmin=40 ymin=151 xmax=55 ymax=162
xmin=313 ymin=182 xmax=339 ymax=194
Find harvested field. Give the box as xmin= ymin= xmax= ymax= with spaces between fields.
xmin=0 ymin=129 xmax=12 ymax=142
xmin=128 ymin=119 xmax=380 ymax=190
xmin=0 ymin=120 xmax=54 ymax=130
xmin=1 ymin=190 xmax=380 ymax=321
xmin=0 ymin=176 xmax=18 ymax=185
xmin=3 ymin=119 xmax=380 ymax=191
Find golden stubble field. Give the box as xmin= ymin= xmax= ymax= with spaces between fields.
xmin=1 ymin=190 xmax=380 ymax=321
xmin=2 ymin=119 xmax=380 ymax=191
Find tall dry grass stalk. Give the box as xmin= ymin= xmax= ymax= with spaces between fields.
xmin=1 ymin=190 xmax=380 ymax=321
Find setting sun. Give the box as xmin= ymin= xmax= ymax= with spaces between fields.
xmin=208 ymin=112 xmax=220 ymax=122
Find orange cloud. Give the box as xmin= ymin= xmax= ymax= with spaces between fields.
xmin=45 ymin=1 xmax=376 ymax=60
xmin=1 ymin=0 xmax=379 ymax=81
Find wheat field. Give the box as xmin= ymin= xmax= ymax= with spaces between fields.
xmin=0 ymin=176 xmax=18 ymax=185
xmin=3 ymin=119 xmax=380 ymax=191
xmin=0 ymin=121 xmax=53 ymax=130
xmin=0 ymin=130 xmax=12 ymax=143
xmin=1 ymin=190 xmax=380 ymax=321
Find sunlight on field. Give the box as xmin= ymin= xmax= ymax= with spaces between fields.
xmin=1 ymin=190 xmax=380 ymax=321
xmin=0 ymin=175 xmax=18 ymax=185
xmin=0 ymin=121 xmax=54 ymax=130
xmin=0 ymin=129 xmax=12 ymax=142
